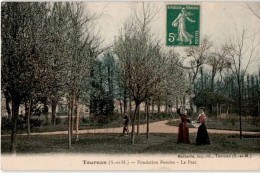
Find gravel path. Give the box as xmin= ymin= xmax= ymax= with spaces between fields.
xmin=2 ymin=120 xmax=260 ymax=137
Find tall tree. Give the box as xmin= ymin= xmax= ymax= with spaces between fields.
xmin=65 ymin=2 xmax=102 ymax=144
xmin=176 ymin=37 xmax=212 ymax=113
xmin=223 ymin=24 xmax=258 ymax=138
xmin=1 ymin=2 xmax=50 ymax=153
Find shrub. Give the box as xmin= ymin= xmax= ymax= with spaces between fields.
xmin=30 ymin=118 xmax=43 ymax=128
xmin=229 ymin=118 xmax=236 ymax=126
xmin=1 ymin=116 xmax=12 ymax=129
xmin=63 ymin=118 xmax=68 ymax=124
xmin=249 ymin=116 xmax=260 ymax=126
xmin=55 ymin=117 xmax=61 ymax=125
xmin=97 ymin=115 xmax=109 ymax=125
xmin=81 ymin=117 xmax=89 ymax=123
xmin=17 ymin=115 xmax=26 ymax=129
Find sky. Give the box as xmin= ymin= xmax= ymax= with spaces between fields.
xmin=85 ymin=1 xmax=260 ymax=74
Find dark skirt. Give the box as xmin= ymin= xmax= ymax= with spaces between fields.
xmin=196 ymin=123 xmax=210 ymax=145
xmin=178 ymin=122 xmax=190 ymax=144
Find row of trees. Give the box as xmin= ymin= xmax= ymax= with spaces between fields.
xmin=113 ymin=4 xmax=188 ymax=143
xmin=1 ymin=2 xmax=103 ymax=152
xmin=173 ymin=6 xmax=259 ymax=138
xmin=194 ymin=65 xmax=260 ymax=112
xmin=185 ymin=28 xmax=259 ymax=138
xmin=2 ymin=2 xmax=187 ymax=152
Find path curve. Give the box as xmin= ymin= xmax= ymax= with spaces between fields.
xmin=2 ymin=120 xmax=260 ymax=137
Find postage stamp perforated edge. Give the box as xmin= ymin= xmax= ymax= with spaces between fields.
xmin=165 ymin=1 xmax=202 ymax=47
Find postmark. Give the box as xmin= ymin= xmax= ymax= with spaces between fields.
xmin=166 ymin=4 xmax=200 ymax=46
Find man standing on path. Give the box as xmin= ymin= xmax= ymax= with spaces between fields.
xmin=121 ymin=113 xmax=130 ymax=136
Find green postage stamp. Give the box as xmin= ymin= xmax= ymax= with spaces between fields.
xmin=166 ymin=4 xmax=200 ymax=46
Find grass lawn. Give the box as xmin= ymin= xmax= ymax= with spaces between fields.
xmin=167 ymin=116 xmax=260 ymax=132
xmin=1 ymin=133 xmax=260 ymax=154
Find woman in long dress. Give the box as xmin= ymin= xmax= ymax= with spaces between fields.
xmin=196 ymin=108 xmax=210 ymax=145
xmin=177 ymin=107 xmax=191 ymax=144
xmin=172 ymin=8 xmax=196 ymax=44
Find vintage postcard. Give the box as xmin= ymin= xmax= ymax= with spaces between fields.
xmin=1 ymin=1 xmax=260 ymax=171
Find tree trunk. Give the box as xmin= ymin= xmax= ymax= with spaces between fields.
xmin=25 ymin=102 xmax=28 ymax=122
xmin=217 ymin=103 xmax=219 ymax=117
xmin=182 ymin=95 xmax=186 ymax=112
xmin=152 ymin=100 xmax=154 ymax=117
xmin=189 ymin=97 xmax=193 ymax=114
xmin=68 ymin=100 xmax=72 ymax=149
xmin=10 ymin=99 xmax=20 ymax=154
xmin=137 ymin=105 xmax=140 ymax=135
xmin=119 ymin=100 xmax=123 ymax=117
xmin=201 ymin=67 xmax=204 ymax=91
xmin=158 ymin=101 xmax=161 ymax=113
xmin=27 ymin=99 xmax=32 ymax=138
xmin=211 ymin=68 xmax=215 ymax=92
xmin=226 ymin=105 xmax=229 ymax=116
xmin=5 ymin=94 xmax=11 ymax=121
xmin=176 ymin=98 xmax=178 ymax=111
xmin=44 ymin=101 xmax=48 ymax=124
xmin=238 ymin=80 xmax=242 ymax=139
xmin=129 ymin=98 xmax=132 ymax=120
xmin=51 ymin=100 xmax=57 ymax=125
xmin=123 ymin=89 xmax=127 ymax=114
xmin=108 ymin=65 xmax=112 ymax=114
xmin=70 ymin=94 xmax=74 ymax=138
xmin=165 ymin=100 xmax=168 ymax=113
xmin=146 ymin=100 xmax=150 ymax=139
xmin=75 ymin=96 xmax=80 ymax=141
xmin=131 ymin=103 xmax=139 ymax=144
